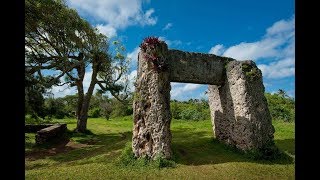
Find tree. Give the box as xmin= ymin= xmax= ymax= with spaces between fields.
xmin=265 ymin=92 xmax=295 ymax=122
xmin=25 ymin=73 xmax=47 ymax=119
xmin=277 ymin=89 xmax=288 ymax=98
xmin=25 ymin=0 xmax=129 ymax=132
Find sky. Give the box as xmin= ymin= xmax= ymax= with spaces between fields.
xmin=51 ymin=0 xmax=295 ymax=100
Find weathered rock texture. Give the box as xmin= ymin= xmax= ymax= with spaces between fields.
xmin=35 ymin=124 xmax=67 ymax=144
xmin=168 ymin=50 xmax=233 ymax=85
xmin=132 ymin=42 xmax=172 ymax=159
xmin=208 ymin=60 xmax=275 ymax=151
xmin=133 ymin=40 xmax=275 ymax=159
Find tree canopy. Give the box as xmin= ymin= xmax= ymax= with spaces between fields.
xmin=25 ymin=0 xmax=129 ymax=132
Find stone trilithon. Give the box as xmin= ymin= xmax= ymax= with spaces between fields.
xmin=132 ymin=40 xmax=275 ymax=159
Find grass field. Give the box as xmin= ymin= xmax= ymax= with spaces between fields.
xmin=25 ymin=116 xmax=294 ymax=179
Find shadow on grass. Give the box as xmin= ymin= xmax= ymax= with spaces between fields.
xmin=26 ymin=128 xmax=294 ymax=169
xmin=275 ymin=139 xmax=295 ymax=155
xmin=26 ymin=130 xmax=132 ymax=170
xmin=46 ymin=131 xmax=132 ymax=163
xmin=171 ymin=129 xmax=294 ymax=166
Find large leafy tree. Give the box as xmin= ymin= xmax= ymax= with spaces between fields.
xmin=25 ymin=73 xmax=49 ymax=119
xmin=25 ymin=0 xmax=129 ymax=132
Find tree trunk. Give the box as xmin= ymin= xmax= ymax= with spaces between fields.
xmin=75 ymin=62 xmax=99 ymax=133
xmin=76 ymin=101 xmax=89 ymax=132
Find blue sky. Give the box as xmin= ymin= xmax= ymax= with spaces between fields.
xmin=52 ymin=0 xmax=295 ymax=100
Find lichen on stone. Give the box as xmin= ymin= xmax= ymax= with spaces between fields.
xmin=242 ymin=63 xmax=260 ymax=80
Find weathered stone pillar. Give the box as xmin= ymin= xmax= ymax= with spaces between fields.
xmin=132 ymin=41 xmax=172 ymax=159
xmin=208 ymin=60 xmax=275 ymax=151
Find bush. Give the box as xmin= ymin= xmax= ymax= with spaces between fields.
xmin=88 ymin=107 xmax=101 ymax=118
xmin=179 ymin=109 xmax=203 ymax=120
xmin=265 ymin=92 xmax=295 ymax=122
xmin=170 ymin=100 xmax=210 ymax=121
xmin=116 ymin=142 xmax=176 ymax=168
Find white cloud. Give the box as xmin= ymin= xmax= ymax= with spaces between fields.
xmin=96 ymin=24 xmax=117 ymax=38
xmin=208 ymin=16 xmax=295 ymax=79
xmin=222 ymin=38 xmax=282 ymax=60
xmin=127 ymin=70 xmax=137 ymax=92
xmin=127 ymin=47 xmax=140 ymax=68
xmin=183 ymin=84 xmax=202 ymax=91
xmin=83 ymin=69 xmax=94 ymax=92
xmin=171 ymin=83 xmax=202 ymax=99
xmin=258 ymin=58 xmax=295 ymax=79
xmin=266 ymin=17 xmax=295 ymax=36
xmin=139 ymin=9 xmax=157 ymax=26
xmin=68 ymin=0 xmax=157 ymax=36
xmin=51 ymin=85 xmax=76 ymax=98
xmin=162 ymin=23 xmax=172 ymax=31
xmin=159 ymin=36 xmax=182 ymax=48
xmin=209 ymin=44 xmax=225 ymax=55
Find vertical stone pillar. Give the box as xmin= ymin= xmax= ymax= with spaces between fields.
xmin=132 ymin=42 xmax=172 ymax=159
xmin=208 ymin=60 xmax=275 ymax=151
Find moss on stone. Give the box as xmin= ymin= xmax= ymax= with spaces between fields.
xmin=242 ymin=63 xmax=260 ymax=80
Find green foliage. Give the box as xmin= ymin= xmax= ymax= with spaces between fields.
xmin=116 ymin=142 xmax=136 ymax=166
xmin=25 ymin=114 xmax=53 ymax=124
xmin=265 ymin=92 xmax=295 ymax=122
xmin=179 ymin=109 xmax=203 ymax=120
xmin=153 ymin=155 xmax=176 ymax=168
xmin=242 ymin=63 xmax=260 ymax=80
xmin=170 ymin=99 xmax=210 ymax=120
xmin=25 ymin=0 xmax=129 ymax=131
xmin=88 ymin=107 xmax=101 ymax=118
xmin=45 ymin=97 xmax=67 ymax=119
xmin=25 ymin=73 xmax=49 ymax=119
xmin=117 ymin=142 xmax=176 ymax=168
xmin=110 ymin=98 xmax=133 ymax=118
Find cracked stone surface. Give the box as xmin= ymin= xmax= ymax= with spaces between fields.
xmin=132 ymin=42 xmax=172 ymax=159
xmin=133 ymin=41 xmax=275 ymax=159
xmin=208 ymin=60 xmax=275 ymax=151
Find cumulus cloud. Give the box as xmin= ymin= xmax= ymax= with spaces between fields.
xmin=127 ymin=47 xmax=140 ymax=68
xmin=209 ymin=44 xmax=225 ymax=55
xmin=258 ymin=58 xmax=295 ymax=79
xmin=209 ymin=16 xmax=295 ymax=79
xmin=96 ymin=24 xmax=117 ymax=38
xmin=68 ymin=0 xmax=157 ymax=37
xmin=171 ymin=83 xmax=203 ymax=99
xmin=127 ymin=70 xmax=137 ymax=92
xmin=51 ymin=85 xmax=76 ymax=98
xmin=162 ymin=23 xmax=172 ymax=31
xmin=159 ymin=36 xmax=182 ymax=48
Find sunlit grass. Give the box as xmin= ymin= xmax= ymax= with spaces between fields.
xmin=25 ymin=116 xmax=294 ymax=179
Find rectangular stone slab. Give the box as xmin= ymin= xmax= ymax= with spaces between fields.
xmin=167 ymin=49 xmax=234 ymax=85
xmin=35 ymin=124 xmax=67 ymax=144
xmin=25 ymin=124 xmax=54 ymax=133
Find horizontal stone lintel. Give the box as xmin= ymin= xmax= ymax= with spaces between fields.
xmin=167 ymin=49 xmax=235 ymax=85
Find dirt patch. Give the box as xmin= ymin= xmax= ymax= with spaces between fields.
xmin=25 ymin=139 xmax=90 ymax=161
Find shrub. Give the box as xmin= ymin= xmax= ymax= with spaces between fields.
xmin=179 ymin=109 xmax=203 ymax=120
xmin=88 ymin=107 xmax=101 ymax=118
xmin=265 ymin=92 xmax=295 ymax=122
xmin=116 ymin=142 xmax=176 ymax=168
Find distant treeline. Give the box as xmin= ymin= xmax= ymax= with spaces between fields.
xmin=26 ymin=90 xmax=294 ymax=122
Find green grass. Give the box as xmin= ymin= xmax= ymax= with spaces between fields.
xmin=25 ymin=116 xmax=294 ymax=179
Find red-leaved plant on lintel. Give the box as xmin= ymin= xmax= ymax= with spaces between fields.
xmin=139 ymin=36 xmax=167 ymax=72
